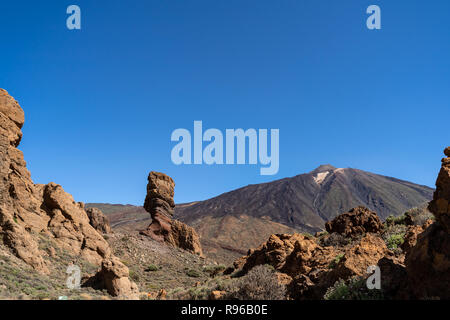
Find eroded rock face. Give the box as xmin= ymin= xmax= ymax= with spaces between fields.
xmin=140 ymin=171 xmax=203 ymax=256
xmin=0 ymin=89 xmax=139 ymax=297
xmin=0 ymin=90 xmax=124 ymax=281
xmin=86 ymin=207 xmax=112 ymax=234
xmin=84 ymin=257 xmax=139 ymax=299
xmin=325 ymin=206 xmax=383 ymax=238
xmin=229 ymin=207 xmax=397 ymax=299
xmin=428 ymin=148 xmax=450 ymax=232
xmin=42 ymin=183 xmax=111 ymax=265
xmin=331 ymin=233 xmax=387 ymax=280
xmin=406 ymin=147 xmax=450 ymax=299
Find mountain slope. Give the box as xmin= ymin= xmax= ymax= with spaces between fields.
xmin=176 ymin=165 xmax=433 ymax=230
xmin=173 ymin=165 xmax=433 ymax=261
xmin=88 ymin=165 xmax=433 ymax=263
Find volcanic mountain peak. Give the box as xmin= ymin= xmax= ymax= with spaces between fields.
xmin=310 ymin=164 xmax=337 ymax=174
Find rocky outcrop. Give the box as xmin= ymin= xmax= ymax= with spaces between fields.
xmin=229 ymin=228 xmax=392 ymax=299
xmin=0 ymin=89 xmax=48 ymax=273
xmin=0 ymin=89 xmax=111 ymax=268
xmin=86 ymin=207 xmax=112 ymax=234
xmin=325 ymin=206 xmax=383 ymax=238
xmin=401 ymin=220 xmax=433 ymax=254
xmin=140 ymin=171 xmax=203 ymax=256
xmin=0 ymin=89 xmax=137 ymax=297
xmin=406 ymin=147 xmax=450 ymax=299
xmin=42 ymin=183 xmax=111 ymax=265
xmin=84 ymin=257 xmax=139 ymax=299
xmin=428 ymin=147 xmax=450 ymax=232
xmin=226 ymin=204 xmax=419 ymax=299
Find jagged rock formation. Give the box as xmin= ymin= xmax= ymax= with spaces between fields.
xmin=0 ymin=89 xmax=137 ymax=297
xmin=86 ymin=207 xmax=112 ymax=234
xmin=406 ymin=147 xmax=450 ymax=299
xmin=225 ymin=148 xmax=448 ymax=300
xmin=140 ymin=171 xmax=203 ymax=256
xmin=226 ymin=209 xmax=393 ymax=299
xmin=325 ymin=206 xmax=383 ymax=238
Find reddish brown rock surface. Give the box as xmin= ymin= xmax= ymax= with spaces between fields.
xmin=0 ymin=89 xmax=137 ymax=298
xmin=140 ymin=171 xmax=203 ymax=256
xmin=230 ymin=226 xmax=391 ymax=299
xmin=406 ymin=147 xmax=450 ymax=299
xmin=86 ymin=207 xmax=112 ymax=234
xmin=325 ymin=206 xmax=383 ymax=237
xmin=84 ymin=257 xmax=139 ymax=299
xmin=225 ymin=203 xmax=444 ymax=299
xmin=428 ymin=148 xmax=450 ymax=232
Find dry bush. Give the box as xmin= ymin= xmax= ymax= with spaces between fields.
xmin=318 ymin=232 xmax=352 ymax=248
xmin=225 ymin=265 xmax=286 ymax=300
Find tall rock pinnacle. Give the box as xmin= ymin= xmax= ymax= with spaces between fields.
xmin=140 ymin=171 xmax=203 ymax=256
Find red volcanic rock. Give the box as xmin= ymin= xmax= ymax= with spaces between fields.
xmin=444 ymin=146 xmax=450 ymax=157
xmin=230 ymin=231 xmax=390 ymax=299
xmin=406 ymin=147 xmax=450 ymax=299
xmin=140 ymin=172 xmax=203 ymax=256
xmin=428 ymin=147 xmax=450 ymax=232
xmin=0 ymin=89 xmax=138 ymax=298
xmin=84 ymin=257 xmax=139 ymax=299
xmin=0 ymin=89 xmax=111 ymax=272
xmin=325 ymin=206 xmax=383 ymax=237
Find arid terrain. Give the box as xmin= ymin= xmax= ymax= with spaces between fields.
xmin=0 ymin=89 xmax=448 ymax=300
xmin=88 ymin=165 xmax=433 ymax=263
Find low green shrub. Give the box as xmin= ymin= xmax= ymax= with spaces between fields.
xmin=324 ymin=277 xmax=384 ymax=300
xmin=186 ymin=269 xmax=202 ymax=278
xmin=386 ymin=234 xmax=405 ymax=250
xmin=328 ymin=253 xmax=344 ymax=269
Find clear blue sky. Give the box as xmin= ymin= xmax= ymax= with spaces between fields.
xmin=1 ymin=1 xmax=449 ymax=205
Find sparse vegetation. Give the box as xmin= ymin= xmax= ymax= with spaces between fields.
xmin=145 ymin=264 xmax=159 ymax=272
xmin=186 ymin=269 xmax=202 ymax=278
xmin=203 ymin=264 xmax=226 ymax=277
xmin=324 ymin=277 xmax=384 ymax=300
xmin=224 ymin=265 xmax=286 ymax=300
xmin=319 ymin=232 xmax=352 ymax=247
xmin=386 ymin=234 xmax=405 ymax=250
xmin=0 ymin=243 xmax=111 ymax=300
xmin=328 ymin=253 xmax=344 ymax=269
xmin=302 ymin=233 xmax=315 ymax=240
xmin=129 ymin=270 xmax=140 ymax=282
xmin=386 ymin=214 xmax=408 ymax=226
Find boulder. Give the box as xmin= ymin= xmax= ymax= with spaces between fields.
xmin=331 ymin=233 xmax=388 ymax=280
xmin=209 ymin=290 xmax=226 ymax=300
xmin=325 ymin=206 xmax=383 ymax=237
xmin=84 ymin=257 xmax=139 ymax=299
